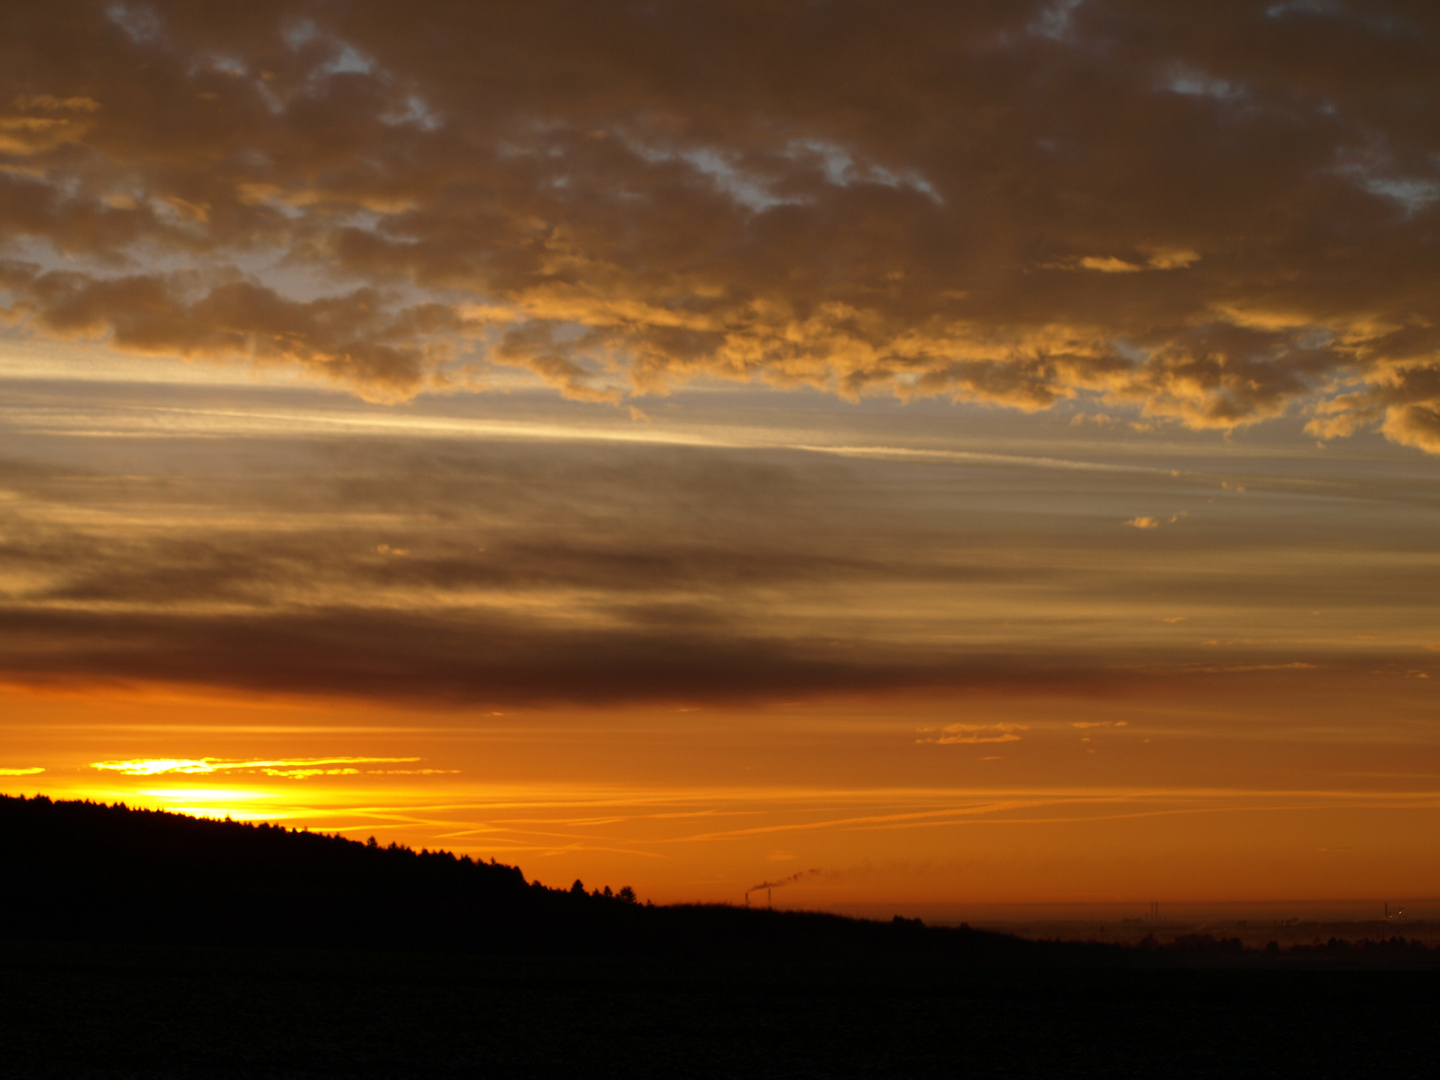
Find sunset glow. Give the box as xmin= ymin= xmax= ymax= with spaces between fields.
xmin=3 ymin=0 xmax=1439 ymax=920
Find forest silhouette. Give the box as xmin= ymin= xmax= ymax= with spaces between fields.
xmin=1 ymin=793 xmax=1035 ymax=959
xmin=9 ymin=794 xmax=1440 ymax=1078
xmin=3 ymin=793 xmax=1436 ymax=967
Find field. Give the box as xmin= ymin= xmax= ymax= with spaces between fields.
xmin=4 ymin=939 xmax=1438 ymax=1079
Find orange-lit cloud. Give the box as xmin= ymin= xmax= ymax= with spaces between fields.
xmin=90 ymin=756 xmax=421 ymax=776
xmin=919 ymin=723 xmax=1028 ymax=745
xmin=1 ymin=1 xmax=1437 ymax=447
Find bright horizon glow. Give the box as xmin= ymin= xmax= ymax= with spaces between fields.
xmin=7 ymin=669 xmax=1440 ymax=914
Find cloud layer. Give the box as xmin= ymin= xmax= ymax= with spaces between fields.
xmin=2 ymin=1 xmax=1438 ymax=444
xmin=3 ymin=414 xmax=1433 ymax=707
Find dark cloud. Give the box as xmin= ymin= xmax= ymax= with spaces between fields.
xmin=1 ymin=425 xmax=1432 ymax=706
xmin=0 ymin=262 xmax=458 ymax=397
xmin=0 ymin=436 xmax=1052 ymax=611
xmin=0 ymin=1 xmax=1436 ymax=445
xmin=0 ymin=603 xmax=1128 ymax=706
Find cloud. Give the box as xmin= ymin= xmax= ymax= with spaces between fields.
xmin=0 ymin=766 xmax=45 ymax=776
xmin=90 ymin=756 xmax=421 ymax=776
xmin=0 ymin=264 xmax=459 ymax=399
xmin=920 ymin=723 xmax=1028 ymax=745
xmin=1124 ymin=514 xmax=1181 ymax=529
xmin=0 ymin=1 xmax=1436 ymax=446
xmin=1 ymin=420 xmax=1429 ymax=708
xmin=0 ymin=434 xmax=1161 ymax=707
xmin=0 ymin=603 xmax=1124 ymax=707
xmin=1184 ymin=661 xmax=1318 ymax=673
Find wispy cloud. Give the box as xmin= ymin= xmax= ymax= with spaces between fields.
xmin=918 ymin=723 xmax=1028 ymax=745
xmin=90 ymin=756 xmax=423 ymax=777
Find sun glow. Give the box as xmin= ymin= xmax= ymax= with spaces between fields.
xmin=128 ymin=785 xmax=288 ymax=822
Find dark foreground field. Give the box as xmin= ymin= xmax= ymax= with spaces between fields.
xmin=4 ymin=940 xmax=1439 ymax=1079
xmin=5 ymin=795 xmax=1439 ymax=1077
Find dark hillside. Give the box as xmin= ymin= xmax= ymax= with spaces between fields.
xmin=9 ymin=795 xmax=1440 ymax=1078
xmin=1 ymin=794 xmax=1042 ymax=960
xmin=7 ymin=794 xmax=1439 ymax=971
xmin=3 ymin=793 xmax=533 ymax=950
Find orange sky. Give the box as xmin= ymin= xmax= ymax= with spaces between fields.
xmin=2 ymin=0 xmax=1439 ymax=916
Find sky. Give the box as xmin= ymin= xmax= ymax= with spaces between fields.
xmin=2 ymin=0 xmax=1439 ymax=917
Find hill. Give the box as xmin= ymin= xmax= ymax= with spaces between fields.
xmin=6 ymin=793 xmax=1438 ymax=970
xmin=8 ymin=794 xmax=1440 ymax=1077
xmin=1 ymin=793 xmax=1043 ymax=960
